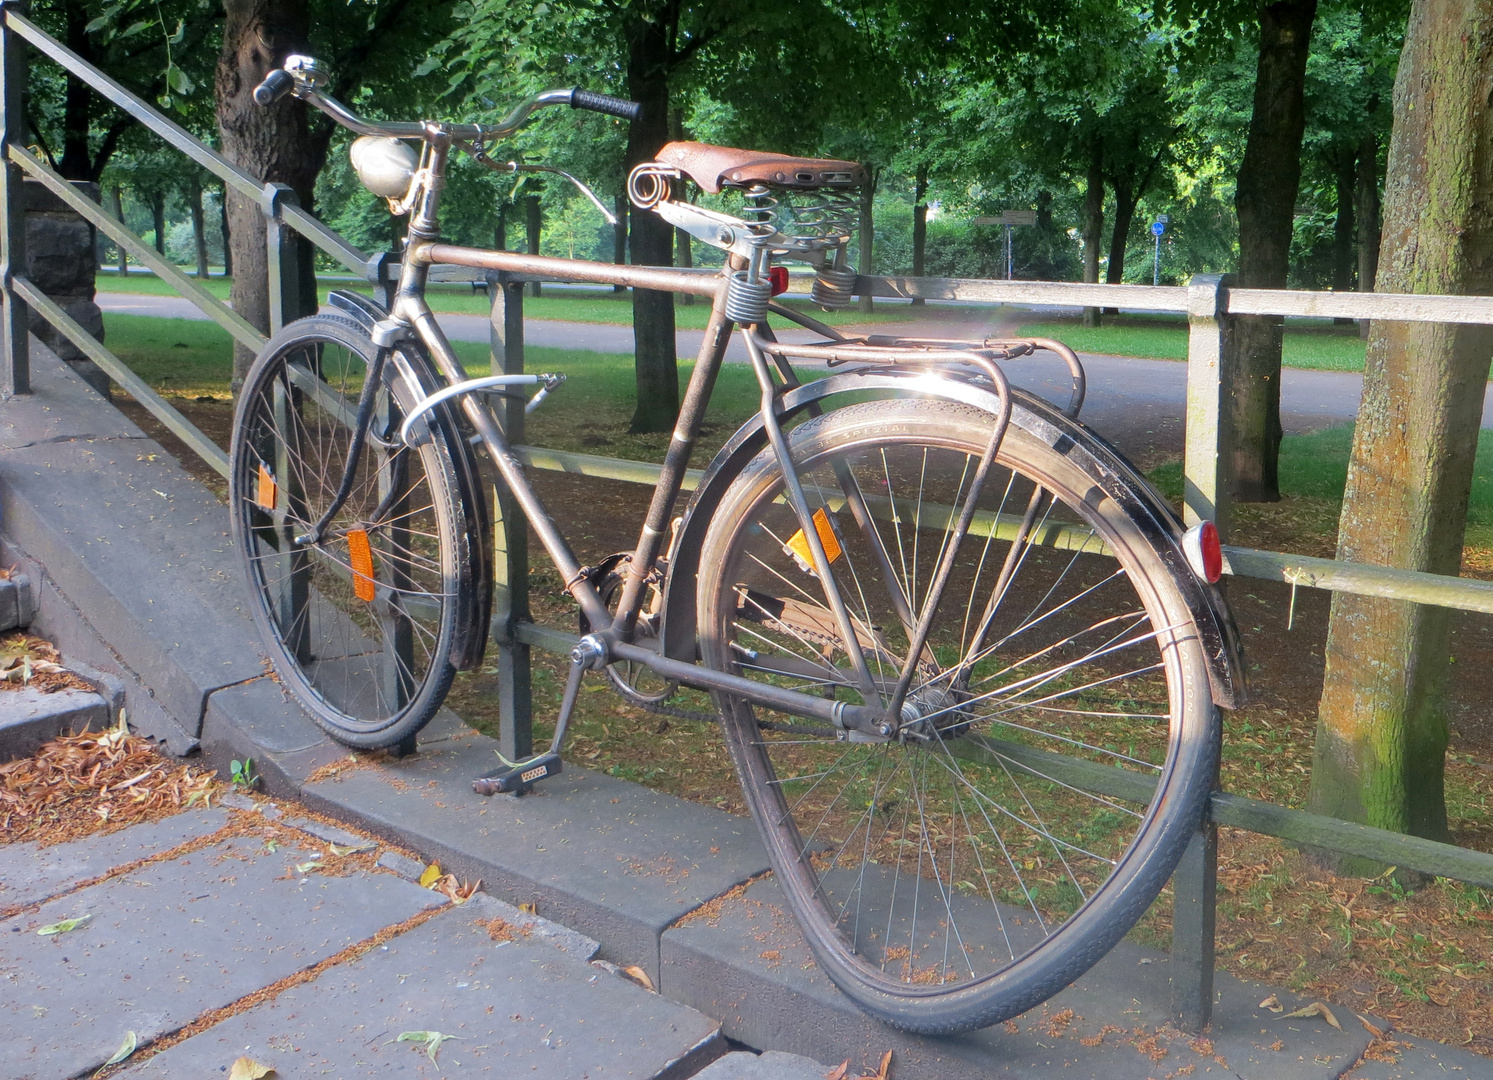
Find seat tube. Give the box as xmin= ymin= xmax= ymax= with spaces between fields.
xmin=611 ymin=286 xmax=733 ymax=636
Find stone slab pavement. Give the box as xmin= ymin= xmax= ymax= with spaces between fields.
xmin=1 ymin=801 xmax=805 ymax=1080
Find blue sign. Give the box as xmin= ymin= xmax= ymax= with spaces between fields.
xmin=1151 ymin=220 xmax=1166 ymax=236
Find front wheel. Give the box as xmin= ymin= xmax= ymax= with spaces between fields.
xmin=696 ymin=398 xmax=1218 ymax=1034
xmin=229 ymin=315 xmax=474 ymax=748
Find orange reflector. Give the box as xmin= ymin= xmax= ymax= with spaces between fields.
xmin=785 ymin=508 xmax=842 ymax=574
xmin=347 ymin=528 xmax=377 ymax=601
xmin=255 ymin=464 xmax=277 ymax=510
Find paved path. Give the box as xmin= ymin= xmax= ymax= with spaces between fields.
xmin=102 ymin=292 xmax=1493 ymax=445
xmin=5 ymin=779 xmax=1488 ymax=1079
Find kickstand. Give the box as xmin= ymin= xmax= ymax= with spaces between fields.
xmin=472 ymin=651 xmax=586 ymax=796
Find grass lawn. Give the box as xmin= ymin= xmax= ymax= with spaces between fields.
xmin=1014 ymin=312 xmax=1370 ymax=371
xmin=96 ymin=268 xmax=960 ymax=329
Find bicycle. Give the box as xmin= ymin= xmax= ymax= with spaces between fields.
xmin=229 ymin=54 xmax=1245 ymax=1036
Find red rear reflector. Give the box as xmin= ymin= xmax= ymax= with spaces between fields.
xmin=1183 ymin=521 xmax=1223 ymax=583
xmin=768 ymin=266 xmax=789 ymax=296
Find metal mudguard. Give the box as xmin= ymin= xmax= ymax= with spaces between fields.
xmin=659 ymin=369 xmax=1246 ymax=710
xmin=326 ymin=291 xmax=493 ymax=670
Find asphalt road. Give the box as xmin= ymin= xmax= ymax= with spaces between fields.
xmin=97 ymin=291 xmax=1493 ymax=464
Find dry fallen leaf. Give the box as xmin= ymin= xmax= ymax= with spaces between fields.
xmin=1259 ymin=994 xmax=1284 ymax=1013
xmin=37 ymin=914 xmax=91 ymax=936
xmin=1284 ymin=1002 xmax=1342 ymax=1030
xmin=104 ymin=1031 xmax=138 ymax=1066
xmin=1359 ymin=1015 xmax=1386 ymax=1039
xmin=227 ymin=1056 xmax=275 ymax=1080
xmin=294 ymin=861 xmax=325 ymax=875
xmin=868 ymin=1049 xmax=893 ymax=1080
xmin=518 ymin=901 xmax=538 ymax=915
xmin=621 ymin=965 xmax=655 ymax=991
xmin=825 ymin=1062 xmax=850 ymax=1080
xmin=329 ymin=841 xmax=374 ymax=857
xmin=418 ymin=863 xmax=442 ymax=888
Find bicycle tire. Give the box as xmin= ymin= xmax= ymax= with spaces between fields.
xmin=696 ymin=398 xmax=1218 ymax=1033
xmin=229 ymin=314 xmax=473 ymax=748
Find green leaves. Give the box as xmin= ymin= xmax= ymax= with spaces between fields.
xmin=395 ymin=1030 xmax=463 ymax=1062
xmin=104 ymin=1030 xmax=138 ymax=1066
xmin=37 ymin=914 xmax=92 ymax=936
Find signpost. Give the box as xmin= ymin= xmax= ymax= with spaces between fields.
xmin=972 ymin=210 xmax=1038 ymax=280
xmin=1151 ymin=214 xmax=1169 ymax=286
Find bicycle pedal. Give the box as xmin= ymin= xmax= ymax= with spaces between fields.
xmin=471 ymin=752 xmax=563 ymax=796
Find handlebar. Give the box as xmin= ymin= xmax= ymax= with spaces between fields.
xmin=251 ymin=60 xmax=641 ymax=139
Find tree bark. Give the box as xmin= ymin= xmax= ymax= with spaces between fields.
xmin=910 ymin=162 xmax=929 ymax=306
xmin=59 ymin=5 xmax=100 ymax=181
xmin=111 ymin=185 xmax=127 ymax=276
xmin=190 ymin=180 xmax=210 ymax=278
xmin=525 ymin=194 xmax=542 ymax=298
xmin=857 ymin=168 xmax=876 ymax=314
xmin=219 ymin=186 xmax=232 ymax=278
xmin=216 ymin=0 xmax=319 ymax=390
xmin=624 ymin=11 xmax=679 ymax=434
xmin=1357 ymin=129 xmax=1382 ymax=337
xmin=1231 ymin=0 xmax=1318 ymax=502
xmin=612 ymin=192 xmax=628 ymax=292
xmin=1330 ymin=142 xmax=1357 ymax=322
xmin=1310 ymin=0 xmax=1493 ymax=870
xmin=1082 ymin=139 xmax=1104 ymax=327
xmin=149 ymin=191 xmax=166 ymax=256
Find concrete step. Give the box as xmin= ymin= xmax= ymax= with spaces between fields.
xmin=0 ymin=685 xmax=109 ymax=763
xmin=121 ymin=893 xmax=726 ymax=1079
xmin=300 ymin=731 xmax=772 ymax=986
xmin=0 ymin=824 xmax=444 ymax=1079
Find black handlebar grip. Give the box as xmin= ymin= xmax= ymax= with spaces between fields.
xmin=253 ymin=69 xmax=295 ymax=107
xmin=570 ymin=88 xmax=642 ymax=122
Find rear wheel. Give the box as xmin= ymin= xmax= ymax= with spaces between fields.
xmin=229 ymin=315 xmax=472 ymax=748
xmin=696 ymin=398 xmax=1217 ymax=1033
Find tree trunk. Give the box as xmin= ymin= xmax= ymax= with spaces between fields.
xmin=59 ymin=6 xmax=98 ymax=180
xmin=1310 ymin=0 xmax=1493 ymax=871
xmin=111 ymin=185 xmax=127 ymax=276
xmin=624 ymin=13 xmax=679 ymax=434
xmin=220 ymin=187 xmax=232 ymax=278
xmin=525 ymin=194 xmax=542 ymax=298
xmin=150 ymin=191 xmax=166 ymax=255
xmin=190 ymin=180 xmax=210 ymax=278
xmin=1357 ymin=129 xmax=1382 ymax=338
xmin=216 ymin=0 xmax=319 ymax=390
xmin=857 ymin=169 xmax=876 ymax=314
xmin=1331 ymin=142 xmax=1357 ymax=322
xmin=1101 ymin=178 xmax=1139 ymax=314
xmin=1082 ymin=139 xmax=1104 ymax=327
xmin=612 ymin=192 xmax=627 ymax=292
xmin=1230 ymin=0 xmax=1318 ymax=502
xmin=910 ymin=162 xmax=929 ymax=306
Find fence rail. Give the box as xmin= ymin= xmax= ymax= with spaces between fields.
xmin=2 ymin=6 xmax=1491 ymax=1040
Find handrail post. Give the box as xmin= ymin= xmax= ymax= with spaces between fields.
xmin=261 ymin=182 xmax=302 ymax=334
xmin=1184 ymin=273 xmax=1236 ymax=540
xmin=0 ymin=1 xmax=28 ymax=395
xmin=489 ymin=268 xmax=533 ymax=764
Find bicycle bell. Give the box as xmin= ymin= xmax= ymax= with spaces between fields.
xmin=350 ymin=136 xmax=419 ymax=199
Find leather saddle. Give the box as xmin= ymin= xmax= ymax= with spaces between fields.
xmin=655 ymin=141 xmax=866 ymax=193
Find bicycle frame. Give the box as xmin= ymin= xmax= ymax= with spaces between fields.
xmin=349 ymin=127 xmax=1027 ymax=737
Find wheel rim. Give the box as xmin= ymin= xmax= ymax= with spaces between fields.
xmin=232 ymin=335 xmax=458 ymax=735
xmin=705 ymin=407 xmax=1207 ymax=1004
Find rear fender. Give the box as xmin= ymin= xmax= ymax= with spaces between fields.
xmin=659 ymin=370 xmax=1245 ymax=709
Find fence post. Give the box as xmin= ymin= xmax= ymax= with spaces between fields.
xmin=261 ymin=183 xmax=302 ymax=335
xmin=1170 ymin=808 xmax=1219 ymax=1031
xmin=1183 ymin=273 xmax=1236 ymax=540
xmin=488 ymin=269 xmax=533 ymax=763
xmin=0 ymin=0 xmax=28 ymax=396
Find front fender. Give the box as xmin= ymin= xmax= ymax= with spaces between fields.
xmin=659 ymin=370 xmax=1245 ymax=709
